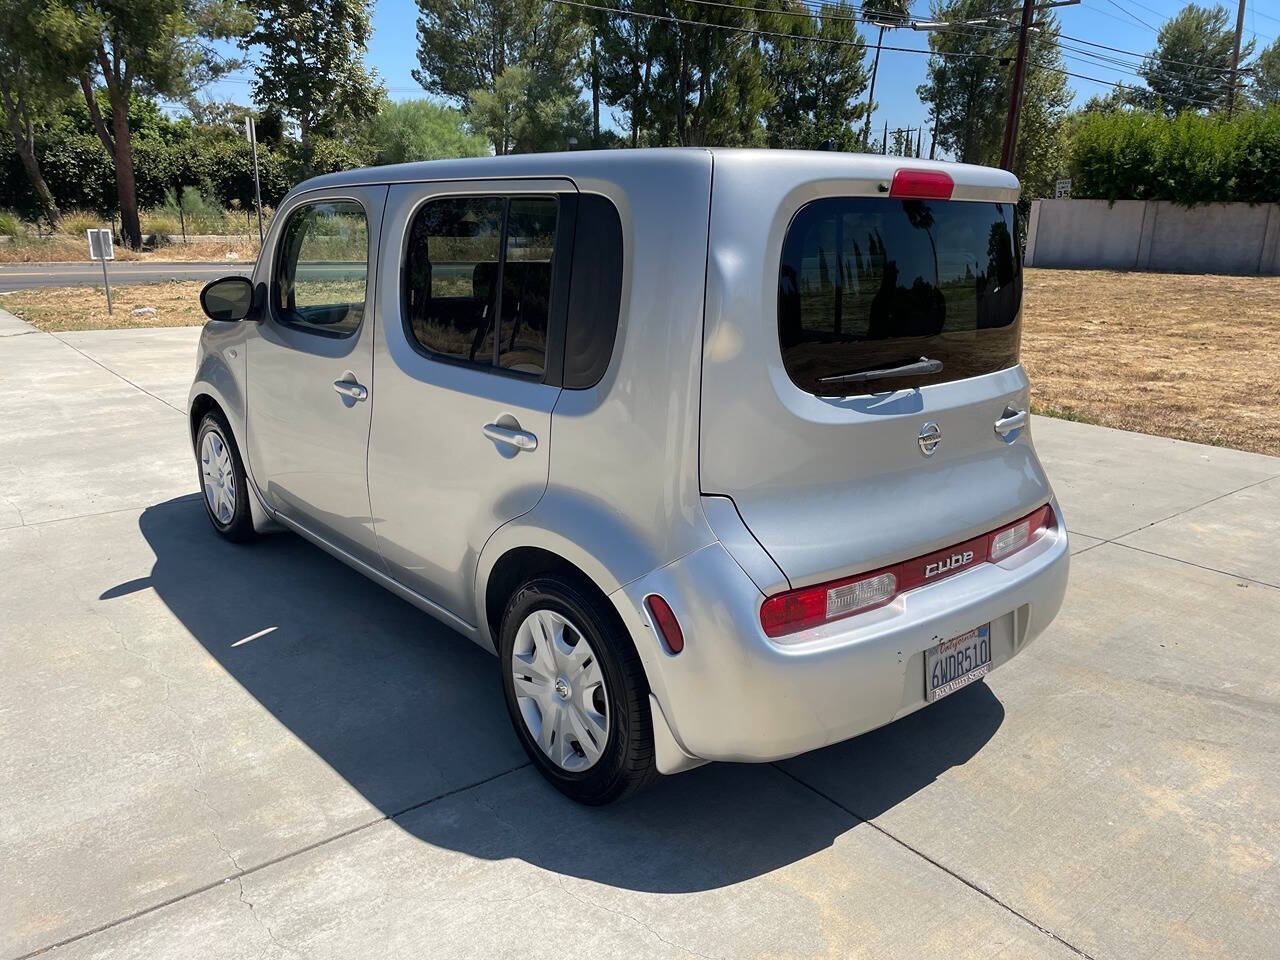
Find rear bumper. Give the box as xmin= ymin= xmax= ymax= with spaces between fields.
xmin=611 ymin=504 xmax=1070 ymax=766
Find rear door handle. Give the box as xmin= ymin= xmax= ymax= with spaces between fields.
xmin=994 ymin=408 xmax=1027 ymax=439
xmin=483 ymin=422 xmax=538 ymax=451
xmin=333 ymin=380 xmax=368 ymax=401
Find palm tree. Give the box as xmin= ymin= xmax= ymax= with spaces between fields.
xmin=860 ymin=0 xmax=912 ymax=148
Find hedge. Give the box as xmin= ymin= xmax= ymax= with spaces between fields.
xmin=1068 ymin=106 xmax=1280 ymax=205
xmin=0 ymin=131 xmax=371 ymax=224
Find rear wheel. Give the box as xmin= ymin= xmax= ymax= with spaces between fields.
xmin=196 ymin=411 xmax=255 ymax=543
xmin=499 ymin=577 xmax=657 ymax=804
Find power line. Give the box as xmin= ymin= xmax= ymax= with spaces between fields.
xmin=684 ymin=0 xmax=1242 ymax=83
xmin=551 ymin=0 xmax=1010 ymax=60
xmin=554 ymin=0 xmax=1234 ymax=110
xmin=1099 ymin=0 xmax=1162 ymax=33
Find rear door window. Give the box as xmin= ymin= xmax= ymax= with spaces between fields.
xmin=778 ymin=197 xmax=1022 ymax=394
xmin=403 ymin=194 xmax=559 ymax=378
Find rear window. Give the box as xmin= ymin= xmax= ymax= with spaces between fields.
xmin=778 ymin=197 xmax=1022 ymax=395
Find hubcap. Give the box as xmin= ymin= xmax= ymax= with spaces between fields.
xmin=200 ymin=430 xmax=236 ymax=526
xmin=510 ymin=608 xmax=610 ymax=772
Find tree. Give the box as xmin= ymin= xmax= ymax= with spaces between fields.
xmin=596 ymin=0 xmax=662 ymax=147
xmin=467 ymin=64 xmax=590 ymax=154
xmin=37 ymin=0 xmax=249 ymax=246
xmin=1135 ymin=4 xmax=1253 ymax=114
xmin=762 ymin=1 xmax=870 ymax=151
xmin=242 ymin=0 xmax=383 ymax=178
xmin=1251 ymin=40 xmax=1280 ymax=107
xmin=917 ymin=0 xmax=1071 ymax=196
xmin=414 ymin=0 xmax=585 ymax=154
xmin=0 ymin=0 xmax=71 ymax=224
xmin=643 ymin=0 xmax=774 ymax=147
xmin=368 ymin=98 xmax=489 ymax=164
xmin=860 ymin=0 xmax=910 ymax=143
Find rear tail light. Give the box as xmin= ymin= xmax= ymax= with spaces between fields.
xmin=989 ymin=504 xmax=1056 ymax=562
xmin=760 ymin=505 xmax=1056 ymax=638
xmin=889 ymin=168 xmax=954 ymax=200
xmin=645 ymin=594 xmax=684 ymax=654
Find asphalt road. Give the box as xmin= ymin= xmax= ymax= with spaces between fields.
xmin=0 ymin=260 xmax=252 ymax=289
xmin=2 ymin=313 xmax=1278 ymax=959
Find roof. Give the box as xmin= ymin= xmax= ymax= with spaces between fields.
xmin=293 ymin=147 xmax=1021 ymax=200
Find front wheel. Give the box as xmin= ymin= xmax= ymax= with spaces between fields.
xmin=196 ymin=411 xmax=255 ymax=543
xmin=499 ymin=577 xmax=657 ymax=805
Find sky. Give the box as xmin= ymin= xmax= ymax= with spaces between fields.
xmin=203 ymin=0 xmax=1280 ymax=157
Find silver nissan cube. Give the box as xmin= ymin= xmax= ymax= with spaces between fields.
xmin=190 ymin=148 xmax=1069 ymax=804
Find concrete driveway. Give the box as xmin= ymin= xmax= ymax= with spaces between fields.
xmin=2 ymin=316 xmax=1277 ymax=960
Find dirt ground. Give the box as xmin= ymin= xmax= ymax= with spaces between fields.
xmin=5 ymin=269 xmax=1278 ymax=455
xmin=1021 ymin=268 xmax=1280 ymax=455
xmin=0 ymin=282 xmax=207 ymax=331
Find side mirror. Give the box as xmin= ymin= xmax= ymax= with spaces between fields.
xmin=200 ymin=276 xmax=257 ymax=322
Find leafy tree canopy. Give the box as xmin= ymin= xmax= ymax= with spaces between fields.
xmin=917 ymin=0 xmax=1072 ymax=196
xmin=368 ymin=97 xmax=490 ymax=163
xmin=242 ymin=0 xmax=383 ymax=174
xmin=1134 ymin=4 xmax=1253 ymax=114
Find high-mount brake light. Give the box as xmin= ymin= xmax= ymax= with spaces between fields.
xmin=759 ymin=505 xmax=1056 ymax=638
xmin=888 ymin=169 xmax=954 ymax=200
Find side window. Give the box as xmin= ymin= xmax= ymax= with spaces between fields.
xmin=274 ymin=200 xmax=368 ymax=337
xmin=563 ymin=194 xmax=623 ymax=389
xmin=402 ymin=194 xmax=558 ymax=378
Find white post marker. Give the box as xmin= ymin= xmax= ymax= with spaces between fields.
xmin=245 ymin=116 xmax=264 ymax=243
xmin=87 ymin=227 xmax=115 ymax=315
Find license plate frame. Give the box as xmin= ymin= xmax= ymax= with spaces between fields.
xmin=925 ymin=624 xmax=992 ymax=702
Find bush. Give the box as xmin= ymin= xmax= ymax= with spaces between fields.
xmin=142 ymin=212 xmax=180 ymax=238
xmin=1068 ymin=106 xmax=1280 ymax=205
xmin=57 ymin=208 xmax=106 ymax=236
xmin=0 ymin=210 xmax=20 ymax=237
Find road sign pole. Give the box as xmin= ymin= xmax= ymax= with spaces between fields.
xmin=246 ymin=116 xmax=264 ymax=244
xmin=88 ymin=228 xmax=114 ymax=315
xmin=101 ymin=255 xmax=112 ymax=315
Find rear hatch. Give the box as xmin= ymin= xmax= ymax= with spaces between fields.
xmin=700 ymin=157 xmax=1053 ymax=593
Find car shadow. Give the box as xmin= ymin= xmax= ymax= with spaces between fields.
xmin=119 ymin=495 xmax=1005 ymax=894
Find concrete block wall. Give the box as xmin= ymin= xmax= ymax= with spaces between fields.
xmin=1025 ymin=198 xmax=1280 ymax=275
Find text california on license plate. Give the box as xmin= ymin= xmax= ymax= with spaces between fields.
xmin=925 ymin=624 xmax=992 ymax=702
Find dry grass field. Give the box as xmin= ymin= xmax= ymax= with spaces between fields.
xmin=1021 ymin=268 xmax=1280 ymax=455
xmin=0 ymin=237 xmax=258 ymax=264
xmin=0 ymin=282 xmax=207 ymax=331
xmin=4 ymin=269 xmax=1278 ymax=454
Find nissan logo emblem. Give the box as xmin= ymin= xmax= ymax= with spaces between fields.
xmin=918 ymin=421 xmax=942 ymax=457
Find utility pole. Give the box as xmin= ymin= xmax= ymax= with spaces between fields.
xmin=999 ymin=0 xmax=1037 ymax=171
xmin=1226 ymin=0 xmax=1247 ymax=115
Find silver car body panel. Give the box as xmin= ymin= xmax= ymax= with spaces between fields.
xmin=244 ymin=184 xmax=388 ymax=568
xmin=188 ymin=148 xmax=1068 ymax=767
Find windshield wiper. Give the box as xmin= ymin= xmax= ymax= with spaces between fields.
xmin=817 ymin=357 xmax=944 ymax=386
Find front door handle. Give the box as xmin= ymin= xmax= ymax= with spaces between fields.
xmin=333 ymin=379 xmax=368 ymax=402
xmin=994 ymin=408 xmax=1027 ymax=439
xmin=483 ymin=422 xmax=538 ymax=451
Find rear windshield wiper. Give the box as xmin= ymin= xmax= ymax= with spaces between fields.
xmin=816 ymin=357 xmax=944 ymax=386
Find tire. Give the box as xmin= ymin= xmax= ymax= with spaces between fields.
xmin=195 ymin=410 xmax=256 ymax=543
xmin=499 ymin=576 xmax=658 ymax=805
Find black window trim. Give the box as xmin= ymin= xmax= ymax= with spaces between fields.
xmin=399 ymin=190 xmax=575 ymax=387
xmin=270 ymin=194 xmax=371 ymax=341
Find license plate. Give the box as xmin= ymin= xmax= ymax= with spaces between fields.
xmin=925 ymin=624 xmax=992 ymax=702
